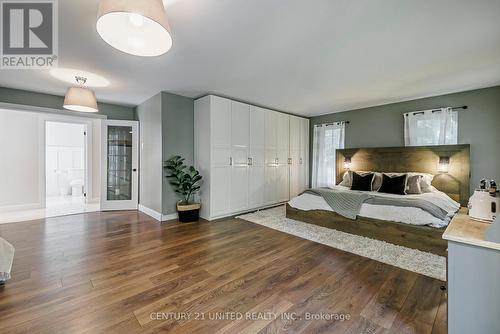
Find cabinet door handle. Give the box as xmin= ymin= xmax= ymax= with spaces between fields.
xmin=229 ymin=157 xmax=233 ymax=166
xmin=275 ymin=158 xmax=279 ymax=165
xmin=248 ymin=157 xmax=253 ymax=166
xmin=288 ymin=158 xmax=292 ymax=165
xmin=299 ymin=158 xmax=303 ymax=165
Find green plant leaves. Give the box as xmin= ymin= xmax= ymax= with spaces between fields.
xmin=164 ymin=155 xmax=203 ymax=204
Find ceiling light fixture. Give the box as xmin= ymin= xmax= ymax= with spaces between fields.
xmin=96 ymin=0 xmax=173 ymax=57
xmin=50 ymin=68 xmax=110 ymax=87
xmin=63 ymin=76 xmax=99 ymax=113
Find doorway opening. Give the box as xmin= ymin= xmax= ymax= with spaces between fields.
xmin=45 ymin=121 xmax=89 ymax=216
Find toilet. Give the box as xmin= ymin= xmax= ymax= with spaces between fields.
xmin=70 ymin=180 xmax=84 ymax=197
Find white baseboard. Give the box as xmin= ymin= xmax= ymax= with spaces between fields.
xmin=88 ymin=197 xmax=100 ymax=204
xmin=161 ymin=213 xmax=178 ymax=221
xmin=138 ymin=204 xmax=162 ymax=221
xmin=203 ymin=202 xmax=287 ymax=221
xmin=0 ymin=202 xmax=43 ymax=213
xmin=138 ymin=204 xmax=178 ymax=222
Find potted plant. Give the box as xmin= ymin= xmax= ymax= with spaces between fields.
xmin=164 ymin=156 xmax=203 ymax=222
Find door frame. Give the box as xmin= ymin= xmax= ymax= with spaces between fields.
xmin=100 ymin=120 xmax=139 ymax=211
xmin=40 ymin=115 xmax=94 ymax=208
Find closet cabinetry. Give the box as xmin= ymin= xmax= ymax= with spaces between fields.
xmin=289 ymin=115 xmax=310 ymax=198
xmin=195 ymin=95 xmax=309 ymax=220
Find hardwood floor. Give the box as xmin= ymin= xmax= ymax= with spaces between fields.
xmin=0 ymin=211 xmax=447 ymax=333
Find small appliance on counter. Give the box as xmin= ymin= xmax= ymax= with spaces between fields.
xmin=468 ymin=179 xmax=500 ymax=222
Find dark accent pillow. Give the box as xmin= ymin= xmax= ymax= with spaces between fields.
xmin=378 ymin=174 xmax=407 ymax=195
xmin=350 ymin=172 xmax=374 ymax=191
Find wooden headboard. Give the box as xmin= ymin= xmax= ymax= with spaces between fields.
xmin=336 ymin=145 xmax=470 ymax=206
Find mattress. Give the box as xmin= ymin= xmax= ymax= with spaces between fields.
xmin=288 ymin=187 xmax=460 ymax=228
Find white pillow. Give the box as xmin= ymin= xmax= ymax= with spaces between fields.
xmin=338 ymin=171 xmax=351 ymax=187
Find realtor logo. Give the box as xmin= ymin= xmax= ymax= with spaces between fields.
xmin=1 ymin=0 xmax=58 ymax=69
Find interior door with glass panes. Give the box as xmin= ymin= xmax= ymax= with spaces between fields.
xmin=100 ymin=120 xmax=139 ymax=210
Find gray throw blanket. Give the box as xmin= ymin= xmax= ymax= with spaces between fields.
xmin=305 ymin=188 xmax=374 ymax=219
xmin=305 ymin=188 xmax=450 ymax=221
xmin=364 ymin=196 xmax=449 ymax=221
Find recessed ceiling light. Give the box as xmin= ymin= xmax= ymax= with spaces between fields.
xmin=96 ymin=0 xmax=173 ymax=57
xmin=63 ymin=76 xmax=99 ymax=113
xmin=50 ymin=68 xmax=110 ymax=87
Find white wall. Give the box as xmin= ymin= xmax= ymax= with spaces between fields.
xmin=0 ymin=109 xmax=41 ymax=210
xmin=91 ymin=119 xmax=101 ymax=202
xmin=136 ymin=94 xmax=163 ymax=213
xmin=0 ymin=108 xmax=102 ymax=211
xmin=45 ymin=122 xmax=85 ymax=197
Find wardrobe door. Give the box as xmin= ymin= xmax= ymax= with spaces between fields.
xmin=264 ymin=110 xmax=277 ymax=204
xmin=276 ymin=113 xmax=290 ymax=166
xmin=230 ymin=101 xmax=250 ymax=212
xmin=264 ymin=166 xmax=277 ymax=205
xmin=230 ymin=165 xmax=248 ymax=212
xmin=289 ymin=116 xmax=301 ymax=198
xmin=211 ymin=96 xmax=232 ymax=167
xmin=248 ymin=106 xmax=265 ymax=208
xmin=210 ymin=96 xmax=232 ymax=217
xmin=276 ymin=113 xmax=290 ymax=202
xmin=231 ymin=101 xmax=249 ymax=166
xmin=276 ymin=164 xmax=289 ymax=202
xmin=299 ymin=118 xmax=310 ymax=192
xmin=249 ymin=166 xmax=265 ymax=209
xmin=211 ymin=166 xmax=231 ymax=217
xmin=264 ymin=110 xmax=277 ymax=166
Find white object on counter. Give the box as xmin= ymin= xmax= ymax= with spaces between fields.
xmin=468 ymin=190 xmax=500 ymax=222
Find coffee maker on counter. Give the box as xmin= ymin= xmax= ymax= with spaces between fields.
xmin=468 ymin=179 xmax=500 ymax=222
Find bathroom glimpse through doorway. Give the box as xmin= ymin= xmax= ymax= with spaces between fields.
xmin=45 ymin=121 xmax=89 ymax=216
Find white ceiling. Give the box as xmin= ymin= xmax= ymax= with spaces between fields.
xmin=1 ymin=0 xmax=500 ymax=116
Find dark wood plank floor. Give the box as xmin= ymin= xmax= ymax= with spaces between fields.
xmin=0 ymin=211 xmax=447 ymax=333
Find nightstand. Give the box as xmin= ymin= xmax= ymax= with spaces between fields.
xmin=443 ymin=209 xmax=500 ymax=334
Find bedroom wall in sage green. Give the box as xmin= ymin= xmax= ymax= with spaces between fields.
xmin=310 ymin=85 xmax=500 ymax=195
xmin=161 ymin=92 xmax=194 ymax=216
xmin=135 ymin=92 xmax=194 ymax=217
xmin=0 ymin=86 xmax=136 ymax=120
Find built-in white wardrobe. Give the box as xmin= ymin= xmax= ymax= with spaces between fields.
xmin=194 ymin=95 xmax=309 ymax=221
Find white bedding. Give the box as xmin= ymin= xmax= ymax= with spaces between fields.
xmin=288 ymin=186 xmax=460 ymax=228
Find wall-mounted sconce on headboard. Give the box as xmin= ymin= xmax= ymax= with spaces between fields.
xmin=438 ymin=156 xmax=450 ymax=173
xmin=344 ymin=157 xmax=351 ymax=170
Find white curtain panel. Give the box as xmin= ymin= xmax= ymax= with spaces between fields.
xmin=312 ymin=122 xmax=345 ymax=188
xmin=404 ymin=107 xmax=458 ymax=146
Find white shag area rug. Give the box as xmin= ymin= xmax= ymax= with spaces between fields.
xmin=237 ymin=206 xmax=446 ymax=281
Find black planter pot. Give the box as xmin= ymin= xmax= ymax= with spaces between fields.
xmin=177 ymin=203 xmax=201 ymax=223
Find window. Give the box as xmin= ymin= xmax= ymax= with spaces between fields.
xmin=312 ymin=122 xmax=345 ymax=188
xmin=404 ymin=108 xmax=458 ymax=146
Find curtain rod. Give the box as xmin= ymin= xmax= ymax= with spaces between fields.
xmin=405 ymin=105 xmax=468 ymax=116
xmin=314 ymin=121 xmax=350 ymax=127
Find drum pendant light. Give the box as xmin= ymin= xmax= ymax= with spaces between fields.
xmin=63 ymin=76 xmax=99 ymax=113
xmin=96 ymin=0 xmax=173 ymax=57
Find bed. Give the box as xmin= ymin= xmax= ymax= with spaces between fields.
xmin=286 ymin=144 xmax=470 ymax=256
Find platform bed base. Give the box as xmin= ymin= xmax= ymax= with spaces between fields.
xmin=286 ymin=204 xmax=447 ymax=256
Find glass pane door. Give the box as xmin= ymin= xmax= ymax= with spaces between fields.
xmin=101 ymin=120 xmax=138 ymax=211
xmin=106 ymin=126 xmax=132 ymax=201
